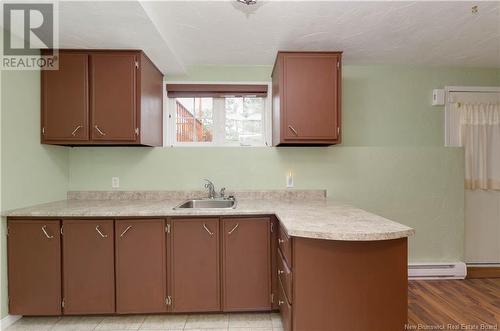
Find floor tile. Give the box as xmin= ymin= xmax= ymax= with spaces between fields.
xmin=140 ymin=314 xmax=187 ymax=330
xmin=95 ymin=315 xmax=146 ymax=330
xmin=6 ymin=317 xmax=60 ymax=331
xmin=228 ymin=313 xmax=272 ymax=328
xmin=228 ymin=328 xmax=272 ymax=331
xmin=184 ymin=314 xmax=229 ymax=329
xmin=52 ymin=316 xmax=105 ymax=330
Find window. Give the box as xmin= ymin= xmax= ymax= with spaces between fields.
xmin=165 ymin=83 xmax=270 ymax=146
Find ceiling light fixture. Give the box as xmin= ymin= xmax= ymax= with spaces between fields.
xmin=237 ymin=0 xmax=257 ymax=5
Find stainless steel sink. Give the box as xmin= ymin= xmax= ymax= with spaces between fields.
xmin=173 ymin=198 xmax=237 ymax=210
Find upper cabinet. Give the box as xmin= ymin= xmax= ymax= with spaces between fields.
xmin=41 ymin=50 xmax=163 ymax=146
xmin=272 ymin=51 xmax=342 ymax=146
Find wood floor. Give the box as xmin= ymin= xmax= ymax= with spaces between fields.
xmin=408 ymin=278 xmax=500 ymax=329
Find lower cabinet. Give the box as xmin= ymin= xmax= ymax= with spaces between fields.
xmin=115 ymin=219 xmax=167 ymax=314
xmin=62 ymin=220 xmax=115 ymax=314
xmin=7 ymin=220 xmax=62 ymax=315
xmin=222 ymin=217 xmax=271 ymax=311
xmin=170 ymin=218 xmax=220 ymax=312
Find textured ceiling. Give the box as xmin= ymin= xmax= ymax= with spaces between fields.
xmin=50 ymin=1 xmax=500 ymax=74
xmin=141 ymin=1 xmax=500 ymax=69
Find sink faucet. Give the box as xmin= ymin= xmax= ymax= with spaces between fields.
xmin=203 ymin=179 xmax=216 ymax=199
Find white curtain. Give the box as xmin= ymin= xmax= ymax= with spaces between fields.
xmin=459 ymin=102 xmax=500 ymax=190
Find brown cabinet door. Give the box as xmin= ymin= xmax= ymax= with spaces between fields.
xmin=115 ymin=219 xmax=167 ymax=314
xmin=90 ymin=53 xmax=137 ymax=141
xmin=170 ymin=218 xmax=220 ymax=312
xmin=7 ymin=220 xmax=61 ymax=315
xmin=42 ymin=52 xmax=89 ymax=141
xmin=282 ymin=53 xmax=339 ymax=141
xmin=222 ymin=217 xmax=271 ymax=311
xmin=62 ymin=220 xmax=114 ymax=314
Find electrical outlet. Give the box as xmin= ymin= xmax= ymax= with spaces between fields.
xmin=112 ymin=177 xmax=120 ymax=189
xmin=286 ymin=171 xmax=294 ymax=188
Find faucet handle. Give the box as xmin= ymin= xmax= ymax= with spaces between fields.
xmin=220 ymin=187 xmax=226 ymax=198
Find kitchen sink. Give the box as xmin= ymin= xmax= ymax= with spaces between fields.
xmin=173 ymin=198 xmax=237 ymax=210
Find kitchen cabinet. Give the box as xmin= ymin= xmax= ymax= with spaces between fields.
xmin=115 ymin=219 xmax=167 ymax=314
xmin=170 ymin=218 xmax=220 ymax=312
xmin=222 ymin=217 xmax=271 ymax=311
xmin=7 ymin=220 xmax=61 ymax=315
xmin=41 ymin=50 xmax=163 ymax=146
xmin=272 ymin=51 xmax=342 ymax=146
xmin=41 ymin=52 xmax=89 ymax=141
xmin=62 ymin=220 xmax=114 ymax=314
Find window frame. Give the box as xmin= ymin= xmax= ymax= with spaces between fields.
xmin=163 ymin=81 xmax=273 ymax=147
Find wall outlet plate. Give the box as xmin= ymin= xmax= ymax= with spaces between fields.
xmin=112 ymin=177 xmax=120 ymax=189
xmin=286 ymin=172 xmax=294 ymax=188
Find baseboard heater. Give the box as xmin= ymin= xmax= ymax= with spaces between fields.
xmin=408 ymin=262 xmax=467 ymax=280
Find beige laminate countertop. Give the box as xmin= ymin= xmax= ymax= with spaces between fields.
xmin=4 ymin=197 xmax=415 ymax=241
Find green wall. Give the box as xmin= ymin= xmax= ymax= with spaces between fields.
xmin=68 ymin=65 xmax=499 ymax=263
xmin=0 ymin=69 xmax=69 ymax=319
xmin=0 ymin=63 xmax=498 ymax=319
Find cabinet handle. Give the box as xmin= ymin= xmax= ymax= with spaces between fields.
xmin=288 ymin=125 xmax=298 ymax=136
xmin=95 ymin=225 xmax=108 ymax=238
xmin=203 ymin=223 xmax=214 ymax=236
xmin=94 ymin=125 xmax=106 ymax=136
xmin=228 ymin=223 xmax=239 ymax=235
xmin=120 ymin=225 xmax=133 ymax=238
xmin=41 ymin=225 xmax=54 ymax=239
xmin=278 ymin=238 xmax=285 ymax=244
xmin=71 ymin=125 xmax=83 ymax=136
xmin=278 ymin=269 xmax=284 ymax=275
xmin=278 ymin=300 xmax=285 ymax=306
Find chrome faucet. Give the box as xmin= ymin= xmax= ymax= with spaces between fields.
xmin=203 ymin=179 xmax=216 ymax=199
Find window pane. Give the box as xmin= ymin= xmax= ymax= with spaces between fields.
xmin=225 ymin=97 xmax=264 ymax=145
xmin=175 ymin=97 xmax=213 ymax=142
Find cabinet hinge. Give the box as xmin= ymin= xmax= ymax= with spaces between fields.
xmin=135 ymin=128 xmax=139 ymax=136
xmin=61 ymin=298 xmax=65 ymax=308
xmin=165 ymin=224 xmax=171 ymax=234
xmin=337 ymin=61 xmax=340 ymax=69
xmin=42 ymin=127 xmax=45 ymax=135
xmin=165 ymin=296 xmax=172 ymax=306
xmin=270 ymin=293 xmax=274 ymax=304
xmin=135 ymin=61 xmax=139 ymax=69
xmin=60 ymin=225 xmax=64 ymax=235
xmin=270 ymin=222 xmax=274 ymax=233
xmin=337 ymin=127 xmax=340 ymax=135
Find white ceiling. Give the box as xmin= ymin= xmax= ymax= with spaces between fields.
xmin=56 ymin=1 xmax=500 ymax=74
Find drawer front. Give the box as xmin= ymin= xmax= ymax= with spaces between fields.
xmin=278 ymin=226 xmax=292 ymax=267
xmin=277 ymin=278 xmax=292 ymax=331
xmin=277 ymin=249 xmax=292 ymax=304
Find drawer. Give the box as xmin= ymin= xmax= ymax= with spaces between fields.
xmin=277 ymin=278 xmax=292 ymax=331
xmin=278 ymin=226 xmax=292 ymax=267
xmin=277 ymin=249 xmax=292 ymax=304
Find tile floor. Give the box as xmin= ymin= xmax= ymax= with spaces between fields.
xmin=5 ymin=312 xmax=284 ymax=331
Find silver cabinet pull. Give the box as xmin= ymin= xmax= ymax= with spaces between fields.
xmin=203 ymin=223 xmax=214 ymax=236
xmin=278 ymin=269 xmax=284 ymax=275
xmin=278 ymin=300 xmax=285 ymax=306
xmin=94 ymin=125 xmax=106 ymax=136
xmin=95 ymin=225 xmax=108 ymax=238
xmin=71 ymin=125 xmax=83 ymax=136
xmin=41 ymin=225 xmax=54 ymax=239
xmin=288 ymin=125 xmax=298 ymax=136
xmin=228 ymin=223 xmax=239 ymax=235
xmin=278 ymin=238 xmax=285 ymax=244
xmin=120 ymin=225 xmax=132 ymax=238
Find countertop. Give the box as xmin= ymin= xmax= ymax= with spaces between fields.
xmin=4 ymin=191 xmax=415 ymax=241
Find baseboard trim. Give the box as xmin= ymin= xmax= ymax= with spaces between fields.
xmin=1 ymin=314 xmax=21 ymax=330
xmin=467 ymin=266 xmax=500 ymax=279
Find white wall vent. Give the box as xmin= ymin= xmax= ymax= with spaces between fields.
xmin=408 ymin=262 xmax=466 ymax=280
